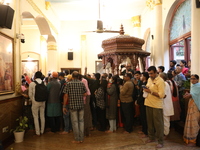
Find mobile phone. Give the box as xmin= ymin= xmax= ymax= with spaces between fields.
xmin=142 ymin=85 xmax=148 ymax=89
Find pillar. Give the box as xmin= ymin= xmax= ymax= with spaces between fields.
xmin=146 ymin=0 xmax=163 ymax=66
xmin=47 ymin=41 xmax=58 ymax=73
xmin=131 ymin=15 xmax=141 ymax=38
xmin=191 ymin=0 xmax=200 ymax=75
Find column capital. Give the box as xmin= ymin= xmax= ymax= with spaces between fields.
xmin=146 ymin=0 xmax=162 ymax=10
xmin=131 ymin=15 xmax=141 ymax=27
xmin=45 ymin=1 xmax=51 ymax=10
xmin=81 ymin=35 xmax=86 ymax=41
xmin=47 ymin=41 xmax=57 ymax=50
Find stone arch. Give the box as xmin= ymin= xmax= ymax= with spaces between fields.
xmin=21 ymin=11 xmax=57 ymax=74
xmin=21 ymin=12 xmax=56 ymax=43
xmin=163 ymin=0 xmax=181 ymax=68
xmin=35 ymin=15 xmax=51 ymax=35
xmin=142 ymin=28 xmax=150 ymax=51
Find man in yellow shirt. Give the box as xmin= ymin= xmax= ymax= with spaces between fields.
xmin=143 ymin=66 xmax=165 ymax=148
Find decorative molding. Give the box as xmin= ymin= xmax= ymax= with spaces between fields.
xmin=45 ymin=1 xmax=51 ymax=10
xmin=15 ymin=82 xmax=21 ymax=94
xmin=40 ymin=35 xmax=47 ymax=41
xmin=47 ymin=45 xmax=57 ymax=51
xmin=26 ymin=0 xmax=58 ymax=34
xmin=131 ymin=16 xmax=141 ymax=27
xmin=146 ymin=0 xmax=162 ymax=10
xmin=81 ymin=35 xmax=86 ymax=41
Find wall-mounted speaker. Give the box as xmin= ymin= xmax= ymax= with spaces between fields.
xmin=0 ymin=5 xmax=15 ymax=29
xmin=68 ymin=52 xmax=73 ymax=60
xmin=151 ymin=35 xmax=154 ymax=40
xmin=196 ymin=0 xmax=200 ymax=8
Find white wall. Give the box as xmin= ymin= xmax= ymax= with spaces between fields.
xmin=140 ymin=0 xmax=180 ymax=70
xmin=58 ymin=19 xmax=137 ymax=74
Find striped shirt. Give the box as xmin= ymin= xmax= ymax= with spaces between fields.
xmin=63 ymin=79 xmax=86 ymax=110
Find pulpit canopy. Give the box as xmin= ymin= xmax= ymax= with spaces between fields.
xmin=97 ymin=25 xmax=150 ymax=75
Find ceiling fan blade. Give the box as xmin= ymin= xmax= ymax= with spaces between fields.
xmin=97 ymin=20 xmax=103 ymax=30
xmin=103 ymin=30 xmax=120 ymax=33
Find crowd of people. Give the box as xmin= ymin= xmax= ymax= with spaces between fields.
xmin=20 ymin=59 xmax=200 ymax=148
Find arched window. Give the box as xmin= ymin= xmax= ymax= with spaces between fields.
xmin=169 ymin=0 xmax=191 ymax=64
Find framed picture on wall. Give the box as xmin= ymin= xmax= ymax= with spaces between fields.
xmin=60 ymin=68 xmax=81 ymax=74
xmin=21 ymin=60 xmax=39 ymax=80
xmin=0 ymin=32 xmax=14 ymax=95
xmin=95 ymin=61 xmax=103 ymax=74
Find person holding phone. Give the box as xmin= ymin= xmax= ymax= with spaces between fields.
xmin=143 ymin=66 xmax=165 ymax=149
xmin=136 ymin=72 xmax=149 ymax=138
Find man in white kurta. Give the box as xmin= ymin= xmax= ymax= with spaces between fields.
xmin=160 ymin=73 xmax=174 ymax=136
xmin=163 ymin=81 xmax=174 ymax=136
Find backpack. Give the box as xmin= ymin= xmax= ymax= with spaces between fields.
xmin=34 ymin=81 xmax=48 ymax=102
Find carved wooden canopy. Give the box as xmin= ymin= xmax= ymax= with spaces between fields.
xmin=98 ymin=25 xmax=150 ymax=75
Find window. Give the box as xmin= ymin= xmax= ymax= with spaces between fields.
xmin=169 ymin=0 xmax=191 ymax=65
xmin=170 ymin=37 xmax=191 ymax=64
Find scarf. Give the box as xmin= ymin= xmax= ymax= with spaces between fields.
xmin=191 ymin=82 xmax=200 ymax=111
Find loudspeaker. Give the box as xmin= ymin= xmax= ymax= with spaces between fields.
xmin=196 ymin=0 xmax=200 ymax=8
xmin=151 ymin=35 xmax=154 ymax=40
xmin=68 ymin=52 xmax=73 ymax=60
xmin=0 ymin=5 xmax=15 ymax=29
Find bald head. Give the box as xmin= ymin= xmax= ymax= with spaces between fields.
xmin=175 ymin=66 xmax=182 ymax=73
xmin=159 ymin=72 xmax=167 ymax=81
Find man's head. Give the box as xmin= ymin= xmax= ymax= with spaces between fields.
xmin=58 ymin=72 xmax=65 ymax=80
xmin=124 ymin=73 xmax=132 ymax=81
xmin=78 ymin=74 xmax=83 ymax=81
xmin=72 ymin=71 xmax=79 ymax=79
xmin=170 ymin=60 xmax=177 ymax=67
xmin=158 ymin=66 xmax=165 ymax=73
xmin=34 ymin=71 xmax=42 ymax=79
xmin=141 ymin=72 xmax=149 ymax=81
xmin=134 ymin=71 xmax=141 ymax=80
xmin=126 ymin=63 xmax=132 ymax=71
xmin=175 ymin=66 xmax=182 ymax=74
xmin=94 ymin=73 xmax=101 ymax=80
xmin=52 ymin=72 xmax=58 ymax=78
xmin=147 ymin=66 xmax=157 ymax=80
xmin=159 ymin=72 xmax=167 ymax=81
xmin=66 ymin=74 xmax=72 ymax=82
xmin=101 ymin=73 xmax=108 ymax=80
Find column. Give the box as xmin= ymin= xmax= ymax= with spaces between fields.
xmin=146 ymin=0 xmax=163 ymax=66
xmin=47 ymin=41 xmax=58 ymax=73
xmin=40 ymin=36 xmax=47 ymax=75
xmin=191 ymin=0 xmax=200 ymax=75
xmin=131 ymin=15 xmax=141 ymax=38
xmin=81 ymin=35 xmax=87 ymax=74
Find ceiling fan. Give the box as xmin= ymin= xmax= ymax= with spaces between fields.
xmin=84 ymin=0 xmax=120 ymax=33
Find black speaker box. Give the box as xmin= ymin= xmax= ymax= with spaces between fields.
xmin=0 ymin=4 xmax=15 ymax=29
xmin=68 ymin=52 xmax=73 ymax=60
xmin=196 ymin=0 xmax=200 ymax=8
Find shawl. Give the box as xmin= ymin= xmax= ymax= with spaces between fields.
xmin=191 ymin=82 xmax=200 ymax=110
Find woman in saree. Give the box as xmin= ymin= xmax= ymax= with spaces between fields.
xmin=183 ymin=74 xmax=200 ymax=147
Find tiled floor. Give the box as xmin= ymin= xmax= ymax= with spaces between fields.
xmin=5 ymin=127 xmax=200 ymax=150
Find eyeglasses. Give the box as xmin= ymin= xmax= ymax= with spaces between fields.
xmin=190 ymin=78 xmax=197 ymax=80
